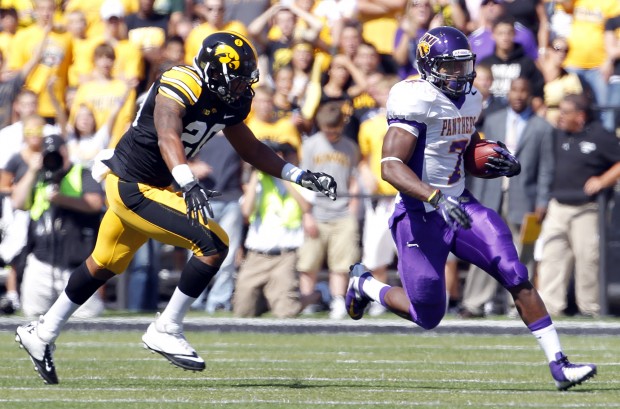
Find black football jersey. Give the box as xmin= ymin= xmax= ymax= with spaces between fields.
xmin=105 ymin=65 xmax=252 ymax=187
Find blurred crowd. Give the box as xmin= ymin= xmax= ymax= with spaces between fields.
xmin=1 ymin=0 xmax=620 ymax=320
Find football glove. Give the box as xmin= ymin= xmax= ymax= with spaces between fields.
xmin=182 ymin=181 xmax=221 ymax=226
xmin=428 ymin=189 xmax=472 ymax=230
xmin=485 ymin=140 xmax=521 ymax=177
xmin=298 ymin=170 xmax=337 ymax=201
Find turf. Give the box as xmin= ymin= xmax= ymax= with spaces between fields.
xmin=1 ymin=330 xmax=618 ymax=408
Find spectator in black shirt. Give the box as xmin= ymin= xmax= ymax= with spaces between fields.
xmin=537 ymin=93 xmax=620 ymax=317
xmin=479 ymin=15 xmax=544 ymax=111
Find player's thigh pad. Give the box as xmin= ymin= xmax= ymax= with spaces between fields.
xmin=454 ymin=199 xmax=528 ymax=288
xmin=91 ymin=209 xmax=149 ymax=273
xmin=391 ymin=208 xmax=450 ymax=306
xmin=98 ymin=174 xmax=229 ymax=271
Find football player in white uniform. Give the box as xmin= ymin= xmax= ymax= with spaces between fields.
xmin=345 ymin=26 xmax=596 ymax=391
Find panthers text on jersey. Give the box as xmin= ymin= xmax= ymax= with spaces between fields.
xmin=386 ymin=79 xmax=482 ymax=212
xmin=104 ymin=64 xmax=252 ymax=187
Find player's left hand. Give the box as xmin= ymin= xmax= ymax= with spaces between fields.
xmin=429 ymin=190 xmax=472 ymax=230
xmin=182 ymin=181 xmax=222 ymax=226
xmin=485 ymin=141 xmax=521 ymax=177
xmin=298 ymin=170 xmax=337 ymax=200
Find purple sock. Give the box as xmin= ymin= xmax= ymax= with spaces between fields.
xmin=527 ymin=315 xmax=553 ymax=332
xmin=378 ymin=286 xmax=390 ymax=308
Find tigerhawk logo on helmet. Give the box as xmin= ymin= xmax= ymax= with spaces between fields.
xmin=193 ymin=31 xmax=259 ymax=106
xmin=214 ymin=43 xmax=240 ymax=70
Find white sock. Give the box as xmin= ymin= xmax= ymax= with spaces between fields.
xmin=532 ymin=324 xmax=563 ymax=362
xmin=6 ymin=290 xmax=19 ymax=300
xmin=361 ymin=275 xmax=390 ymax=302
xmin=39 ymin=292 xmax=80 ymax=343
xmin=157 ymin=288 xmax=196 ymax=329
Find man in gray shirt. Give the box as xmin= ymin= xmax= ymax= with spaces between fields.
xmin=297 ymin=101 xmax=360 ymax=319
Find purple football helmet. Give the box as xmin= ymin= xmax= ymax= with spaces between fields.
xmin=416 ymin=26 xmax=476 ymax=98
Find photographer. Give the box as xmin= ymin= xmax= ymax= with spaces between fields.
xmin=0 ymin=114 xmax=51 ymax=314
xmin=11 ymin=135 xmax=105 ymax=318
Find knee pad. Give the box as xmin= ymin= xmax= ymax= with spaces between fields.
xmin=497 ymin=258 xmax=529 ymax=288
xmin=410 ymin=301 xmax=445 ymax=330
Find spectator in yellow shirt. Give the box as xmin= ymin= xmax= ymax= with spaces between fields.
xmin=0 ymin=7 xmax=18 ymax=57
xmin=561 ymin=0 xmax=620 ymax=131
xmin=68 ymin=43 xmax=137 ymax=147
xmin=246 ymin=85 xmax=302 ymax=152
xmin=7 ymin=0 xmax=72 ymax=121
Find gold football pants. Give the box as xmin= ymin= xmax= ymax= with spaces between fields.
xmin=91 ymin=173 xmax=229 ymax=274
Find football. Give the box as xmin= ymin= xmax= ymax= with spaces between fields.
xmin=464 ymin=140 xmax=502 ymax=178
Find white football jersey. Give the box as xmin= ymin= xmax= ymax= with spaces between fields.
xmin=387 ymin=79 xmax=482 ymax=212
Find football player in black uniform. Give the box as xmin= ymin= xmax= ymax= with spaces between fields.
xmin=15 ymin=31 xmax=337 ymax=384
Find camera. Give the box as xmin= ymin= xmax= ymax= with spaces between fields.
xmin=41 ymin=135 xmax=65 ymax=183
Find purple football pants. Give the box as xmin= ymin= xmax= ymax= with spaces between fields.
xmin=389 ymin=191 xmax=528 ymax=329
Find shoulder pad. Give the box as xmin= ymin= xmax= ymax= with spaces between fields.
xmin=158 ymin=65 xmax=204 ymax=107
xmin=387 ymin=80 xmax=437 ymax=123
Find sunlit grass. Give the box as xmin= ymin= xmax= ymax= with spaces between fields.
xmin=1 ymin=330 xmax=617 ymax=409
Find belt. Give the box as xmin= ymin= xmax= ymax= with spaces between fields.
xmin=251 ymin=248 xmax=297 ymax=256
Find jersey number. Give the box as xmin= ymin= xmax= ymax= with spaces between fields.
xmin=446 ymin=139 xmax=468 ymax=185
xmin=181 ymin=121 xmax=225 ymax=158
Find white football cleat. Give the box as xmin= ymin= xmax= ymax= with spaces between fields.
xmin=142 ymin=314 xmax=205 ymax=371
xmin=15 ymin=318 xmax=58 ymax=384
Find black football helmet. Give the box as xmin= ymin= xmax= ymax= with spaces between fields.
xmin=416 ymin=26 xmax=476 ymax=99
xmin=193 ymin=31 xmax=259 ymax=106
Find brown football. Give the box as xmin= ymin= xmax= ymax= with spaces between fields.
xmin=464 ymin=140 xmax=502 ymax=178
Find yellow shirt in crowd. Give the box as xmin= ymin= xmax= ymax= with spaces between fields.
xmin=0 ymin=31 xmax=12 ymax=57
xmin=0 ymin=0 xmax=63 ymax=28
xmin=358 ymin=110 xmax=398 ymax=196
xmin=8 ymin=24 xmax=72 ymax=118
xmin=246 ymin=116 xmax=301 ymax=152
xmin=69 ymin=79 xmax=137 ymax=147
xmin=563 ymin=0 xmax=620 ymax=69
xmin=68 ymin=38 xmax=143 ymax=86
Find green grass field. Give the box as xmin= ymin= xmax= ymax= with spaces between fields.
xmin=1 ymin=329 xmax=618 ymax=409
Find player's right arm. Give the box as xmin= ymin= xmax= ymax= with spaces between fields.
xmin=382 ymin=128 xmax=471 ymax=229
xmin=153 ymin=88 xmax=218 ymax=225
xmin=154 ymin=93 xmax=187 ymax=174
xmin=380 ymin=126 xmax=434 ymax=202
xmin=153 ymin=66 xmax=206 ymax=190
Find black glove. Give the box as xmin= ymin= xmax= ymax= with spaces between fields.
xmin=182 ymin=181 xmax=221 ymax=226
xmin=485 ymin=140 xmax=521 ymax=177
xmin=428 ymin=190 xmax=472 ymax=230
xmin=298 ymin=170 xmax=337 ymax=201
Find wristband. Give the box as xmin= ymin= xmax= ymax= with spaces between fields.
xmin=281 ymin=162 xmax=304 ymax=184
xmin=171 ymin=164 xmax=195 ymax=188
xmin=427 ymin=189 xmax=442 ymax=208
